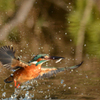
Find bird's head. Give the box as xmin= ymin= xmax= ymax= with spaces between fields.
xmin=29 ymin=54 xmax=64 ymax=66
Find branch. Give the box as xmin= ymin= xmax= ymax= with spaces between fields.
xmin=0 ymin=0 xmax=35 ymax=40
xmin=75 ymin=0 xmax=94 ymax=63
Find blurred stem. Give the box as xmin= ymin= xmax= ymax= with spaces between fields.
xmin=47 ymin=0 xmax=68 ymax=11
xmin=0 ymin=0 xmax=35 ymax=40
xmin=75 ymin=0 xmax=94 ymax=63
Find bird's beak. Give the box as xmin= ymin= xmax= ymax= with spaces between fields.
xmin=47 ymin=56 xmax=65 ymax=60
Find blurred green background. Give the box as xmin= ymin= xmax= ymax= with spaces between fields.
xmin=0 ymin=0 xmax=100 ymax=99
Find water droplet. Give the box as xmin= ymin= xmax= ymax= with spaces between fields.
xmin=67 ymin=6 xmax=69 ymax=8
xmin=54 ymin=87 xmax=56 ymax=89
xmin=41 ymin=47 xmax=43 ymax=49
xmin=76 ymin=70 xmax=78 ymax=72
xmin=75 ymin=87 xmax=77 ymax=89
xmin=79 ymin=73 xmax=82 ymax=75
xmin=81 ymin=93 xmax=83 ymax=95
xmin=48 ymin=85 xmax=51 ymax=88
xmin=20 ymin=50 xmax=22 ymax=52
xmin=68 ymin=87 xmax=71 ymax=89
xmin=61 ymin=79 xmax=64 ymax=84
xmin=59 ymin=38 xmax=61 ymax=40
xmin=71 ymin=69 xmax=73 ymax=72
xmin=47 ymin=89 xmax=49 ymax=91
xmin=68 ymin=58 xmax=70 ymax=61
xmin=63 ymin=84 xmax=66 ymax=87
xmin=86 ymin=75 xmax=88 ymax=78
xmin=11 ymin=44 xmax=13 ymax=47
xmin=84 ymin=44 xmax=86 ymax=46
xmin=68 ymin=21 xmax=70 ymax=23
xmin=38 ymin=91 xmax=43 ymax=93
xmin=25 ymin=91 xmax=29 ymax=97
xmin=69 ymin=9 xmax=71 ymax=11
xmin=45 ymin=95 xmax=47 ymax=98
xmin=9 ymin=84 xmax=13 ymax=87
xmin=31 ymin=94 xmax=34 ymax=98
xmin=1 ymin=89 xmax=3 ymax=91
xmin=64 ymin=89 xmax=66 ymax=91
xmin=65 ymin=33 xmax=67 ymax=35
xmin=70 ymin=39 xmax=72 ymax=41
xmin=61 ymin=51 xmax=63 ymax=52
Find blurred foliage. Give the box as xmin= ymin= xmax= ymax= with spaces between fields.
xmin=8 ymin=28 xmax=21 ymax=44
xmin=68 ymin=0 xmax=87 ymax=43
xmin=0 ymin=0 xmax=15 ymax=11
xmin=0 ymin=0 xmax=99 ymax=58
xmin=68 ymin=0 xmax=100 ymax=57
xmin=0 ymin=0 xmax=15 ymax=25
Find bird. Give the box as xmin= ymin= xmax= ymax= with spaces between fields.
xmin=0 ymin=46 xmax=64 ymax=88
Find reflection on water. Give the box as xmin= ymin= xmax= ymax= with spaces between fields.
xmin=0 ymin=60 xmax=100 ymax=99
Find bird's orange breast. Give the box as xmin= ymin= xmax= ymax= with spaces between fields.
xmin=13 ymin=64 xmax=41 ymax=83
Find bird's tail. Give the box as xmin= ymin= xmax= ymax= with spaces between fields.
xmin=59 ymin=61 xmax=83 ymax=71
xmin=4 ymin=75 xmax=14 ymax=83
xmin=34 ymin=61 xmax=83 ymax=79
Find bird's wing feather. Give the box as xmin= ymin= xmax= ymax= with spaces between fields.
xmin=0 ymin=46 xmax=28 ymax=70
xmin=34 ymin=62 xmax=83 ymax=80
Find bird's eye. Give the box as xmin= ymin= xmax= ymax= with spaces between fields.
xmin=41 ymin=56 xmax=44 ymax=58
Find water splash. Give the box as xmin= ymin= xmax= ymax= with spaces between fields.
xmin=25 ymin=91 xmax=30 ymax=99
xmin=2 ymin=92 xmax=6 ymax=97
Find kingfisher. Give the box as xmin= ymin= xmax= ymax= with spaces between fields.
xmin=0 ymin=46 xmax=83 ymax=88
xmin=0 ymin=46 xmax=65 ymax=88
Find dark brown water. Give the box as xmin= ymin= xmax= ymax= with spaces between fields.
xmin=0 ymin=60 xmax=100 ymax=99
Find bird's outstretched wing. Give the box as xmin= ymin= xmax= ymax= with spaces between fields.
xmin=0 ymin=46 xmax=28 ymax=70
xmin=34 ymin=61 xmax=83 ymax=80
